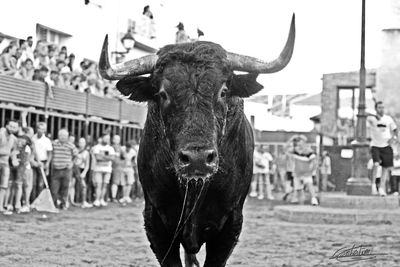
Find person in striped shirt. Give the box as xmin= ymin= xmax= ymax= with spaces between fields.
xmin=50 ymin=129 xmax=78 ymax=210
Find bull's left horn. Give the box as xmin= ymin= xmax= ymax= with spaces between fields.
xmin=227 ymin=13 xmax=295 ymax=73
xmin=99 ymin=34 xmax=158 ymax=80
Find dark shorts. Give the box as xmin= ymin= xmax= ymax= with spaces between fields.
xmin=371 ymin=146 xmax=393 ymax=168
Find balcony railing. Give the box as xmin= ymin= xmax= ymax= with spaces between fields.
xmin=0 ymin=74 xmax=146 ymax=126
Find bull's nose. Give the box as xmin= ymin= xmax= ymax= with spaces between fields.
xmin=178 ymin=149 xmax=218 ymax=173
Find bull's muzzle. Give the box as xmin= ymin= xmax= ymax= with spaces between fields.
xmin=178 ymin=149 xmax=218 ymax=181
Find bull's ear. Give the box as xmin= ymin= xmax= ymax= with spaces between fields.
xmin=228 ymin=73 xmax=264 ymax=98
xmin=116 ymin=76 xmax=157 ymax=102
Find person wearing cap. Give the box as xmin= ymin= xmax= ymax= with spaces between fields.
xmin=60 ymin=66 xmax=72 ymax=89
xmin=176 ymin=22 xmax=190 ymax=44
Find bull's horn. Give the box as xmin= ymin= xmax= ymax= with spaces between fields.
xmin=227 ymin=13 xmax=295 ymax=73
xmin=99 ymin=34 xmax=158 ymax=80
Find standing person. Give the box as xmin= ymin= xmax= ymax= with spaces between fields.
xmin=50 ymin=129 xmax=78 ymax=210
xmin=25 ymin=36 xmax=34 ymax=61
xmin=320 ymin=151 xmax=333 ymax=192
xmin=0 ymin=120 xmax=19 ymax=215
xmin=20 ymin=128 xmax=36 ymax=213
xmin=120 ymin=142 xmax=137 ymax=204
xmin=275 ymin=149 xmax=287 ymax=193
xmin=176 ymin=22 xmax=190 ymax=44
xmin=91 ymin=134 xmax=115 ymax=207
xmin=31 ymin=122 xmax=52 ymax=203
xmin=282 ymin=137 xmax=296 ymax=202
xmin=391 ymin=152 xmax=400 ymax=196
xmin=250 ymin=145 xmax=274 ymax=200
xmin=249 ymin=145 xmax=261 ymax=198
xmin=131 ymin=140 xmax=142 ymax=198
xmin=292 ymin=135 xmax=318 ymax=206
xmin=260 ymin=146 xmax=274 ymax=200
xmin=70 ymin=137 xmax=92 ymax=208
xmin=367 ymin=101 xmax=398 ymax=196
xmin=110 ymin=135 xmax=124 ymax=202
xmin=7 ymin=135 xmax=33 ymax=213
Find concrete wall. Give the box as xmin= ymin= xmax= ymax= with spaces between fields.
xmin=321 ymin=71 xmax=376 ymax=137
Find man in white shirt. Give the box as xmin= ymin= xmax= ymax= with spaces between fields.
xmin=367 ymin=101 xmax=398 ymax=196
xmin=250 ymin=145 xmax=274 ymax=200
xmin=91 ymin=134 xmax=115 ymax=207
xmin=31 ymin=122 xmax=53 ymax=202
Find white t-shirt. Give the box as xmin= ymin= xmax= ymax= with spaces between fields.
xmin=32 ymin=134 xmax=53 ymax=161
xmin=122 ymin=146 xmax=138 ymax=169
xmin=368 ymin=115 xmax=397 ymax=147
xmin=254 ymin=150 xmax=273 ymax=174
xmin=92 ymin=144 xmax=115 ymax=173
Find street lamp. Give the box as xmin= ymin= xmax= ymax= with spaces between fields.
xmin=345 ymin=0 xmax=371 ymax=195
xmin=111 ymin=30 xmax=136 ymax=64
xmin=121 ymin=30 xmax=135 ymax=52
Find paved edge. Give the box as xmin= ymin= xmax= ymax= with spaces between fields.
xmin=274 ymin=205 xmax=400 ymax=225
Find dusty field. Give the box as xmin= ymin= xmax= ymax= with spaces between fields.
xmin=0 ymin=197 xmax=399 ymax=267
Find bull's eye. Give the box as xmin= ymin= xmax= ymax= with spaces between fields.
xmin=159 ymin=91 xmax=168 ymax=101
xmin=158 ymin=89 xmax=170 ymax=109
xmin=219 ymin=84 xmax=228 ymax=99
xmin=220 ymin=89 xmax=227 ymax=98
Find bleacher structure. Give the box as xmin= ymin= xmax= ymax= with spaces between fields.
xmin=0 ymin=74 xmax=146 ymax=144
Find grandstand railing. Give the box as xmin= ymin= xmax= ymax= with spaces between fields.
xmin=0 ymin=74 xmax=146 ymax=126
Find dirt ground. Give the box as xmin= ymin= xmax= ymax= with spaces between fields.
xmin=0 ymin=197 xmax=399 ymax=267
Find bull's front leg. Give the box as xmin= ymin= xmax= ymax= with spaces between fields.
xmin=144 ymin=203 xmax=182 ymax=267
xmin=203 ymin=209 xmax=243 ymax=267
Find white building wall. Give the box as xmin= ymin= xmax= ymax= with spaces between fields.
xmin=290 ymin=104 xmax=320 ymax=120
xmin=244 ymin=100 xmax=315 ymax=132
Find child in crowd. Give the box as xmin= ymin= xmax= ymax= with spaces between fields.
xmin=70 ymin=137 xmax=92 ymax=208
xmin=7 ymin=134 xmax=34 ymax=213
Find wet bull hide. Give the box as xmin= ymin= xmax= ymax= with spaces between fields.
xmin=99 ymin=15 xmax=295 ymax=267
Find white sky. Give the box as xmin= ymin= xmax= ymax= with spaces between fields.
xmin=146 ymin=0 xmax=394 ymax=95
xmin=3 ymin=0 xmax=396 ymax=96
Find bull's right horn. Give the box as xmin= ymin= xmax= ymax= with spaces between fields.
xmin=227 ymin=13 xmax=295 ymax=73
xmin=99 ymin=34 xmax=158 ymax=80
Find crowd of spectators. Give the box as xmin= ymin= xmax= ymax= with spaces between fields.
xmin=0 ymin=36 xmax=116 ymax=98
xmin=0 ymin=115 xmax=141 ymax=215
xmin=249 ymin=135 xmax=322 ymax=206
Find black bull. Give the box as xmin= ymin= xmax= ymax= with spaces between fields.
xmin=99 ymin=15 xmax=295 ymax=267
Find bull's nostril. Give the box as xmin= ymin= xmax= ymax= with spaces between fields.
xmin=206 ymin=151 xmax=217 ymax=164
xmin=179 ymin=152 xmax=190 ymax=164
